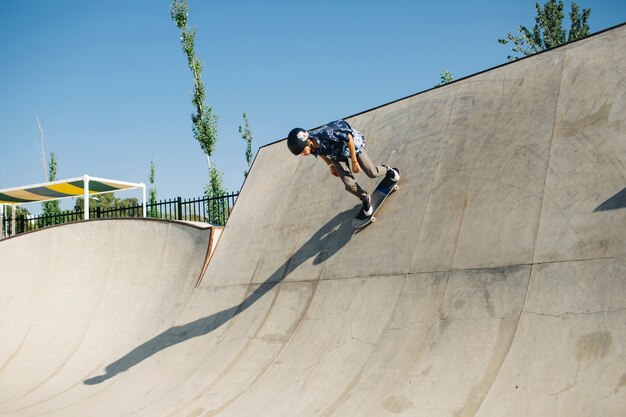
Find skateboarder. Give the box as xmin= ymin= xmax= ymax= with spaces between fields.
xmin=287 ymin=120 xmax=399 ymax=216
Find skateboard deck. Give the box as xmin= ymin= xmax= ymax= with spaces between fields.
xmin=351 ymin=171 xmax=399 ymax=229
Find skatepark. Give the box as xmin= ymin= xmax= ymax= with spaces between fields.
xmin=1 ymin=23 xmax=625 ymax=416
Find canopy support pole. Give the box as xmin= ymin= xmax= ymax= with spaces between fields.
xmin=11 ymin=206 xmax=16 ymax=236
xmin=84 ymin=175 xmax=90 ymax=220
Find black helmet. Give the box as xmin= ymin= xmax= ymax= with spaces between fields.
xmin=287 ymin=128 xmax=309 ymax=155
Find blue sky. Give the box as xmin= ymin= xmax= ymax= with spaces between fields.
xmin=1 ymin=0 xmax=625 ymax=212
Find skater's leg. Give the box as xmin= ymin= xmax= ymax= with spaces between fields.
xmin=357 ymin=151 xmax=400 ymax=182
xmin=357 ymin=150 xmax=387 ymax=179
xmin=331 ymin=159 xmax=369 ymax=203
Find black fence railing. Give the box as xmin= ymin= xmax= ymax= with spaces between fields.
xmin=1 ymin=192 xmax=238 ymax=238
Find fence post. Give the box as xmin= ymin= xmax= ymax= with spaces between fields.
xmin=177 ymin=197 xmax=182 ymax=220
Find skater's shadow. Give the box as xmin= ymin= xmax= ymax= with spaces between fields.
xmin=594 ymin=187 xmax=626 ymax=212
xmin=84 ymin=207 xmax=357 ymax=385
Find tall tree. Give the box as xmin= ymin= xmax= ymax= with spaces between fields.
xmin=238 ymin=113 xmax=254 ymax=178
xmin=498 ymin=0 xmax=591 ymax=60
xmin=148 ymin=159 xmax=158 ymax=217
xmin=42 ymin=152 xmax=62 ymax=225
xmin=170 ymin=0 xmax=224 ymax=198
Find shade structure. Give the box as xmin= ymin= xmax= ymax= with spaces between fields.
xmin=0 ymin=175 xmax=146 ymax=220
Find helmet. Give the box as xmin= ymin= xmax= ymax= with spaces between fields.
xmin=287 ymin=128 xmax=309 ymax=155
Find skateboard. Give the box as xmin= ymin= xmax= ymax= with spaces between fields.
xmin=351 ymin=169 xmax=400 ymax=229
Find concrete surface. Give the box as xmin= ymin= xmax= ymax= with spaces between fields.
xmin=1 ymin=24 xmax=625 ymax=416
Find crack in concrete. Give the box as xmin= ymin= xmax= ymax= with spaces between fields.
xmin=524 ymin=307 xmax=626 ymax=318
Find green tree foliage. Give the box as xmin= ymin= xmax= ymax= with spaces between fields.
xmin=170 ymin=2 xmax=219 ymax=164
xmin=15 ymin=206 xmax=30 ymax=217
xmin=170 ymin=0 xmax=225 ymax=202
xmin=148 ymin=159 xmax=158 ymax=217
xmin=74 ymin=193 xmax=139 ymax=217
xmin=8 ymin=206 xmax=31 ymax=224
xmin=238 ymin=113 xmax=254 ymax=178
xmin=3 ymin=206 xmax=31 ymax=236
xmin=498 ymin=0 xmax=591 ymax=60
xmin=437 ymin=69 xmax=455 ymax=86
xmin=204 ymin=165 xmax=228 ymax=225
xmin=42 ymin=152 xmax=62 ymax=225
xmin=568 ymin=2 xmax=591 ymax=40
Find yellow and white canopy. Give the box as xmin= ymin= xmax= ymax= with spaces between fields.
xmin=0 ymin=175 xmax=146 ymax=219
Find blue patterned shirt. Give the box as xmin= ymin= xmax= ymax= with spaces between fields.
xmin=309 ymin=120 xmax=366 ymax=160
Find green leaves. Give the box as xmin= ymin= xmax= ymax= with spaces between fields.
xmin=498 ymin=0 xmax=591 ymax=61
xmin=437 ymin=69 xmax=454 ymax=86
xmin=170 ymin=0 xmax=188 ymax=30
xmin=170 ymin=0 xmax=218 ymax=174
xmin=42 ymin=152 xmax=62 ymax=224
xmin=204 ymin=165 xmax=228 ymax=225
xmin=569 ymin=3 xmax=591 ymax=41
xmin=238 ymin=113 xmax=253 ymax=178
xmin=148 ymin=160 xmax=157 ymax=217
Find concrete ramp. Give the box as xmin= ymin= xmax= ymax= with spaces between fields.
xmin=1 ymin=24 xmax=625 ymax=416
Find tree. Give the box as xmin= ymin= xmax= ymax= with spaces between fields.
xmin=238 ymin=113 xmax=254 ymax=178
xmin=204 ymin=166 xmax=227 ymax=225
xmin=74 ymin=193 xmax=139 ymax=217
xmin=568 ymin=2 xmax=591 ymax=41
xmin=498 ymin=0 xmax=591 ymax=60
xmin=5 ymin=206 xmax=31 ymax=235
xmin=148 ymin=159 xmax=158 ymax=217
xmin=75 ymin=193 xmax=111 ymax=212
xmin=170 ymin=0 xmax=224 ymax=199
xmin=42 ymin=152 xmax=62 ymax=225
xmin=437 ymin=69 xmax=454 ymax=86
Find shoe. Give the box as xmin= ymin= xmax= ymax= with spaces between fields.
xmin=362 ymin=195 xmax=373 ymax=216
xmin=383 ymin=165 xmax=400 ymax=182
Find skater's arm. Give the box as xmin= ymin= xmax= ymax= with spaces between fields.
xmin=320 ymin=155 xmax=339 ymax=177
xmin=347 ymin=134 xmax=360 ymax=174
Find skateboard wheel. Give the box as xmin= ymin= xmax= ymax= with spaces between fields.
xmin=371 ymin=216 xmax=376 ymax=222
xmin=393 ymin=184 xmax=399 ymax=191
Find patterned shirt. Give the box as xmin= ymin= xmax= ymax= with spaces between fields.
xmin=309 ymin=120 xmax=366 ymax=160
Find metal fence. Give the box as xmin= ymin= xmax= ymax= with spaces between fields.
xmin=1 ymin=192 xmax=238 ymax=238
